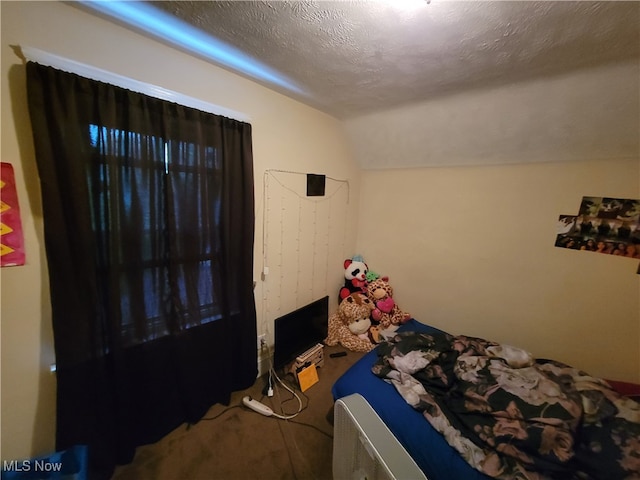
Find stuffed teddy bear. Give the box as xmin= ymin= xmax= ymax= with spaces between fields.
xmin=325 ymin=293 xmax=377 ymax=352
xmin=338 ymin=255 xmax=369 ymax=302
xmin=366 ymin=278 xmax=411 ymax=329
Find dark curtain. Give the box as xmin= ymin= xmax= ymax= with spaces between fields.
xmin=26 ymin=62 xmax=257 ymax=478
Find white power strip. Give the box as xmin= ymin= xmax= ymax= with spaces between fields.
xmin=242 ymin=396 xmax=274 ymax=417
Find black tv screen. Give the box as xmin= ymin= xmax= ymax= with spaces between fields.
xmin=273 ymin=296 xmax=329 ymax=370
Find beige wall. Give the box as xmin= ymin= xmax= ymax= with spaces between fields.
xmin=1 ymin=1 xmax=360 ymax=461
xmin=356 ymin=159 xmax=640 ymax=383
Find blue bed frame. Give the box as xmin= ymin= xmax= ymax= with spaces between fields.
xmin=332 ymin=320 xmax=492 ymax=480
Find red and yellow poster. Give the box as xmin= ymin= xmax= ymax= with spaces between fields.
xmin=1 ymin=163 xmax=25 ymax=267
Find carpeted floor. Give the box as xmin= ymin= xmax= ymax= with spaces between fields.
xmin=111 ymin=345 xmax=365 ymax=480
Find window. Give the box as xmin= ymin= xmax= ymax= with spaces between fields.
xmin=88 ymin=124 xmax=224 ymax=346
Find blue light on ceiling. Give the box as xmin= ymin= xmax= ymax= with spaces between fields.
xmin=78 ymin=1 xmax=308 ymax=97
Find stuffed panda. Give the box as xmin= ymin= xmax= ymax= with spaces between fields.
xmin=338 ymin=256 xmax=369 ymax=302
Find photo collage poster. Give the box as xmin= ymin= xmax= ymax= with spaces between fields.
xmin=555 ymin=197 xmax=640 ymax=261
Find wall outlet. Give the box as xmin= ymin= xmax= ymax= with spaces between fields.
xmin=257 ymin=334 xmax=267 ymax=349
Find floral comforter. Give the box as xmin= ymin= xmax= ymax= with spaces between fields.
xmin=372 ymin=331 xmax=640 ymax=480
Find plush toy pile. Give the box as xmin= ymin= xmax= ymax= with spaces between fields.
xmin=326 ymin=255 xmax=412 ymax=352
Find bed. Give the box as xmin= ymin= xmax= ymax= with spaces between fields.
xmin=332 ymin=319 xmax=640 ymax=480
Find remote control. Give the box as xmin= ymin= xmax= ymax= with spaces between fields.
xmin=330 ymin=351 xmax=347 ymax=358
xmin=242 ymin=396 xmax=274 ymax=417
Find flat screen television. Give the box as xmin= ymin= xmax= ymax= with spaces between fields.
xmin=273 ymin=295 xmax=329 ymax=370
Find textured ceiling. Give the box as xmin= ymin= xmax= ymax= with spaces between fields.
xmin=150 ymin=1 xmax=639 ymax=119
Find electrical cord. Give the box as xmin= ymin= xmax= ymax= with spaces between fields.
xmin=268 ymin=366 xmax=303 ymax=420
xmin=275 ymin=372 xmax=308 ymax=404
xmin=184 ymin=404 xmax=243 ymax=430
xmin=246 ymin=341 xmax=331 ymax=480
xmin=199 ymin=405 xmax=243 ymax=422
xmin=255 ymin=341 xmax=304 ymax=420
xmin=286 ymin=419 xmax=333 ymax=439
xmin=258 ymin=385 xmax=328 ymax=437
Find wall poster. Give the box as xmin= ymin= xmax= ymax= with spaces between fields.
xmin=555 ymin=196 xmax=640 ymax=259
xmin=0 ymin=162 xmax=26 ymax=267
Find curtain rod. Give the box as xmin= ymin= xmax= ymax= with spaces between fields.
xmin=15 ymin=45 xmax=251 ymax=123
